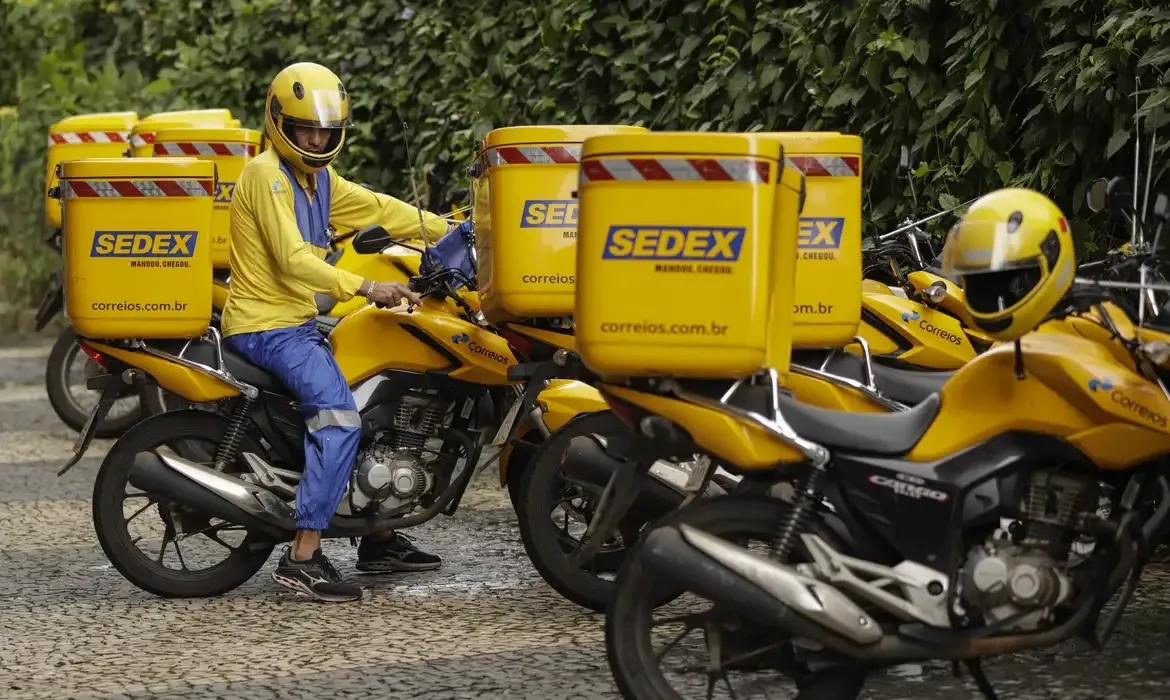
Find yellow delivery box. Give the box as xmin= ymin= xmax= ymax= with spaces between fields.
xmin=59 ymin=158 xmax=216 ymax=340
xmin=127 ymin=108 xmax=236 ymax=157
xmin=575 ymin=132 xmax=804 ymax=379
xmin=45 ymin=112 xmax=140 ymax=229
xmin=472 ymin=124 xmax=648 ymax=324
xmin=152 ymin=127 xmax=263 ymax=268
xmin=760 ymin=132 xmax=863 ymax=348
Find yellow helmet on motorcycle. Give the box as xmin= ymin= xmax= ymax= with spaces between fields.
xmin=264 ymin=62 xmax=351 ymax=174
xmin=941 ymin=188 xmax=1075 ymax=342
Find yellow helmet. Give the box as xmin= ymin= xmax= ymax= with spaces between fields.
xmin=264 ymin=62 xmax=351 ymax=174
xmin=941 ymin=188 xmax=1075 ymax=342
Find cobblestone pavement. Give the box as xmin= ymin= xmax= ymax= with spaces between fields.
xmin=2 ymin=344 xmax=1170 ymax=699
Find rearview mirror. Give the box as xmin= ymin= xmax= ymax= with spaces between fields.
xmin=1154 ymin=193 xmax=1169 ymax=223
xmin=351 ymin=225 xmax=392 ymax=254
xmin=1085 ymin=178 xmax=1109 ymax=213
xmin=1086 ymin=177 xmax=1135 ymax=214
xmin=897 ymin=145 xmax=911 ymax=177
xmin=1107 ymin=177 xmax=1135 ymax=213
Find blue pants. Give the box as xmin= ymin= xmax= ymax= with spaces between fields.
xmin=225 ymin=321 xmax=361 ymax=531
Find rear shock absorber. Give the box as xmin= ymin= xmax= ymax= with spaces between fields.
xmin=213 ymin=395 xmax=255 ymax=471
xmin=772 ymin=467 xmax=825 ymax=561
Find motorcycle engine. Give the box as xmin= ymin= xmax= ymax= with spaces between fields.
xmin=335 ymin=391 xmax=451 ymax=517
xmin=959 ymin=470 xmax=1099 ymax=632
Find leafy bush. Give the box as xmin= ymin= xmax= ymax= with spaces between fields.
xmin=3 ymin=0 xmax=1170 ymax=331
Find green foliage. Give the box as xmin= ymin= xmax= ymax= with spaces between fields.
xmin=3 ymin=0 xmax=1170 ymax=331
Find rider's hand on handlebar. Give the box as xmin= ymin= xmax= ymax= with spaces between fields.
xmin=368 ymin=281 xmax=423 ymax=308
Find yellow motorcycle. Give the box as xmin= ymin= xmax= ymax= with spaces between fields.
xmin=65 ymin=223 xmax=603 ymax=598
xmin=598 ymin=157 xmax=1170 ymax=700
xmin=511 ymin=151 xmax=981 ymax=613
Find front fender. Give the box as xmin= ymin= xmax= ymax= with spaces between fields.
xmin=498 ymin=380 xmax=607 ymax=487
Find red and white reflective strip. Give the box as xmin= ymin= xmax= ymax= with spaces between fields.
xmin=153 ymin=142 xmax=257 ymax=157
xmin=60 ymin=179 xmax=215 ymax=198
xmin=47 ymin=131 xmax=129 ymax=146
xmin=580 ymin=157 xmax=771 ymax=184
xmin=129 ymin=133 xmax=157 ymax=148
xmin=784 ymin=156 xmax=860 ymax=177
xmin=485 ymin=145 xmax=582 ymax=166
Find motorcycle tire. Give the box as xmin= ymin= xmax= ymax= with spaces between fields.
xmin=45 ymin=327 xmax=143 ymax=438
xmin=518 ymin=410 xmax=680 ymax=613
xmin=605 ymin=495 xmax=869 ymax=700
xmin=92 ymin=410 xmax=275 ymax=598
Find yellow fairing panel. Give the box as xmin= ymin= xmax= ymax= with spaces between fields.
xmin=603 ymin=384 xmax=803 ymax=470
xmin=87 ymin=342 xmax=240 ymax=403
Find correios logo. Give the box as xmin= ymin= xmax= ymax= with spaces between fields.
xmin=1088 ymin=377 xmax=1113 ymax=392
xmin=451 ymin=332 xmax=510 ymax=364
xmin=918 ymin=319 xmax=963 ymax=346
xmin=1090 ymin=377 xmax=1168 ymax=427
xmin=1106 ymin=387 xmax=1167 ymax=429
xmin=901 ymin=310 xmax=920 ymax=322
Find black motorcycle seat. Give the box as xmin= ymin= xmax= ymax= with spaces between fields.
xmin=149 ymin=338 xmax=288 ymax=394
xmin=671 ymin=377 xmax=940 ymax=455
xmin=772 ymin=391 xmax=940 ymax=455
xmin=791 ymin=350 xmax=952 ymax=406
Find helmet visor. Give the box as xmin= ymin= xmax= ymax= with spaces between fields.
xmin=281 ymin=89 xmax=351 ymax=128
xmin=941 ymin=217 xmax=1045 ymax=274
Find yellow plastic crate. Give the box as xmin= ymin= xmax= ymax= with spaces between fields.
xmin=152 ymin=127 xmax=263 ymax=268
xmin=575 ymin=132 xmax=803 ymax=379
xmin=60 ymin=158 xmax=216 ymax=339
xmin=45 ymin=112 xmax=140 ymax=229
xmin=127 ymin=109 xmax=236 ymax=157
xmin=472 ymin=124 xmax=648 ymax=324
xmin=760 ymin=132 xmax=863 ymax=348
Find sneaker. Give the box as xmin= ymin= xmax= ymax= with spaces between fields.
xmin=356 ymin=532 xmax=442 ymax=573
xmin=271 ymin=547 xmax=363 ymax=602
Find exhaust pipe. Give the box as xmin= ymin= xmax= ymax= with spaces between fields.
xmin=129 ymin=450 xmax=295 ymax=539
xmin=640 ymin=524 xmax=1113 ymax=664
xmin=561 ymin=436 xmax=698 ymax=514
xmin=654 ymin=525 xmax=882 ymax=646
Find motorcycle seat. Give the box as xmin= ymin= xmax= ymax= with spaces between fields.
xmin=672 ymin=377 xmax=940 ymax=455
xmin=791 ymin=350 xmax=952 ymax=406
xmin=149 ymin=338 xmax=289 ymax=394
xmin=772 ymin=391 xmax=940 ymax=455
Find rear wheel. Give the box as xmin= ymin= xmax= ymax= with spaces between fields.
xmin=606 ymin=495 xmax=869 ymax=700
xmin=46 ymin=327 xmax=142 ymax=437
xmin=518 ymin=410 xmax=679 ymax=612
xmin=92 ymin=410 xmax=276 ymax=598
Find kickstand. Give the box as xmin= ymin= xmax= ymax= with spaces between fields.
xmin=965 ymin=659 xmax=999 ymax=700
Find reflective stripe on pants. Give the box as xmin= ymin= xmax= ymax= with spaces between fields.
xmin=225 ymin=321 xmax=361 ymax=531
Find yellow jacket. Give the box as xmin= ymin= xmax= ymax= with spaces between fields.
xmin=221 ymin=148 xmax=447 ymax=336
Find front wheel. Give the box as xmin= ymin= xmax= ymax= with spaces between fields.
xmin=606 ymin=495 xmax=869 ymax=700
xmin=92 ymin=410 xmax=275 ymax=598
xmin=46 ymin=327 xmax=143 ymax=437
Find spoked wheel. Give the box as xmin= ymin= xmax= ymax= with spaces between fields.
xmin=519 ymin=410 xmax=685 ymax=613
xmin=606 ymin=495 xmax=869 ymax=700
xmin=46 ymin=327 xmax=142 ymax=437
xmin=92 ymin=410 xmax=276 ymax=598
